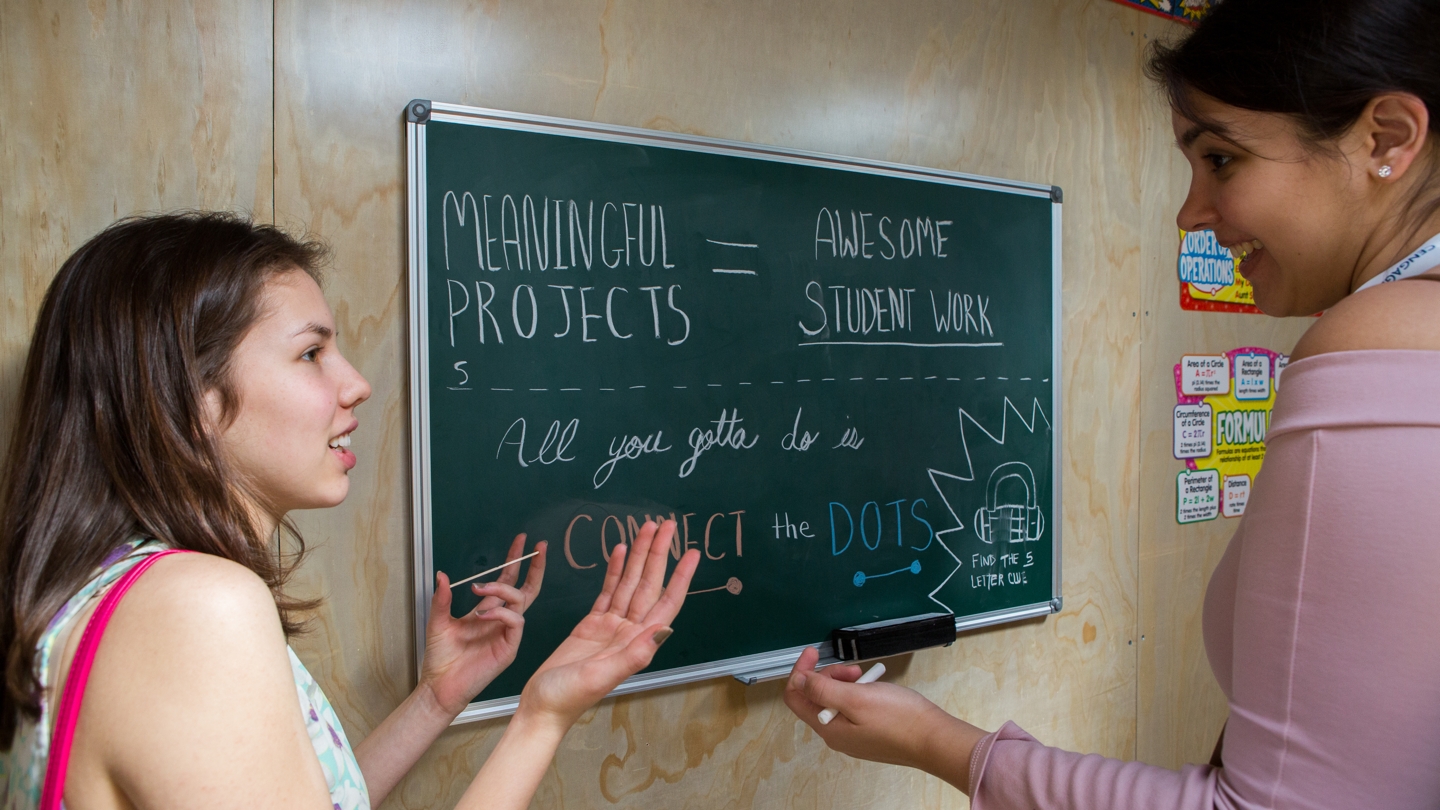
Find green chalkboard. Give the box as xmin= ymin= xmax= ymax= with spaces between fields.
xmin=405 ymin=101 xmax=1061 ymax=721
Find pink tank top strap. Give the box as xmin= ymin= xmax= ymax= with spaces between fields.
xmin=39 ymin=548 xmax=192 ymax=810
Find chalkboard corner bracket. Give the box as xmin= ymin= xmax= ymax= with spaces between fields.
xmin=1049 ymin=596 xmax=1064 ymax=613
xmin=1050 ymin=185 xmax=1064 ymax=204
xmin=405 ymin=99 xmax=432 ymax=124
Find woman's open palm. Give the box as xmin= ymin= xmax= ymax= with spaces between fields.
xmin=521 ymin=520 xmax=699 ymax=726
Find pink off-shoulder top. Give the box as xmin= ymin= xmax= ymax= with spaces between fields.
xmin=969 ymin=350 xmax=1440 ymax=809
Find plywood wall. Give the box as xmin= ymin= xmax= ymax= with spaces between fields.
xmin=0 ymin=0 xmax=1310 ymax=806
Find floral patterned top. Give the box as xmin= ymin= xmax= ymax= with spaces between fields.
xmin=0 ymin=540 xmax=370 ymax=810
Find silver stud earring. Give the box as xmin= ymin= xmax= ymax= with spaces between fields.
xmin=1378 ymin=165 xmax=1393 ymax=178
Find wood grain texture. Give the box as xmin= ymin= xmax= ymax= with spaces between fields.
xmin=1136 ymin=266 xmax=1312 ymax=767
xmin=0 ymin=0 xmax=273 ymax=453
xmin=273 ymin=1 xmax=1174 ymax=807
xmin=0 ymin=0 xmax=1250 ymax=806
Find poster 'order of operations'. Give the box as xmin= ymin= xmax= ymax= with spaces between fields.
xmin=1173 ymin=348 xmax=1289 ymax=524
xmin=1177 ymin=228 xmax=1263 ymax=314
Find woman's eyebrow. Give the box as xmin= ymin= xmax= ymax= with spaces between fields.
xmin=293 ymin=322 xmax=334 ymax=339
xmin=1179 ymin=123 xmax=1210 ymax=148
xmin=1179 ymin=119 xmax=1244 ymax=151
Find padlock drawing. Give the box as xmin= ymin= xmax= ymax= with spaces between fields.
xmin=973 ymin=462 xmax=1044 ymax=544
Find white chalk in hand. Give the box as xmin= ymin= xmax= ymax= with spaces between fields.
xmin=448 ymin=550 xmax=540 ymax=589
xmin=818 ymin=661 xmax=887 ymax=725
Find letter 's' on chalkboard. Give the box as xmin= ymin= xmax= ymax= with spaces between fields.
xmin=406 ymin=102 xmax=1062 ymax=722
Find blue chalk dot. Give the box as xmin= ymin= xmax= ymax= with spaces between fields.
xmin=909 ymin=559 xmax=922 ymax=574
xmin=853 ymin=571 xmax=866 ymax=587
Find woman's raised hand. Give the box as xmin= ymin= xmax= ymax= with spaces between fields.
xmin=422 ymin=534 xmax=547 ymax=717
xmin=518 ymin=520 xmax=699 ymax=728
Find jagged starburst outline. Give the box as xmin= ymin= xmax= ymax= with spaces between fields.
xmin=924 ymin=397 xmax=1053 ymax=613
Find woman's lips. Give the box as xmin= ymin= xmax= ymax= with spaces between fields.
xmin=1238 ymin=246 xmax=1263 ymax=278
xmin=331 ymin=445 xmax=356 ymax=470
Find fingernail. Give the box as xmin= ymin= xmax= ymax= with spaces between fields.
xmin=652 ymin=627 xmax=673 ymax=646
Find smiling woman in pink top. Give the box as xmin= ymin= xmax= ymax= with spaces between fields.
xmin=785 ymin=0 xmax=1440 ymax=807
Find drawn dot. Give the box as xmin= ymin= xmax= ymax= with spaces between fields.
xmin=853 ymin=571 xmax=866 ymax=587
xmin=909 ymin=559 xmax=922 ymax=574
xmin=726 ymin=577 xmax=743 ymax=595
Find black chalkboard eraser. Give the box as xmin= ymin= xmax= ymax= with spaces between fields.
xmin=831 ymin=612 xmax=957 ymax=661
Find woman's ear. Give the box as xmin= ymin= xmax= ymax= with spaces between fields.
xmin=1360 ymin=92 xmax=1431 ymax=182
xmin=202 ymin=388 xmax=226 ymax=436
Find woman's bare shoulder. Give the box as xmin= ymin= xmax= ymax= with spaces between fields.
xmin=72 ymin=552 xmax=332 ymax=808
xmin=1290 ymin=273 xmax=1440 ymax=362
xmin=120 ymin=551 xmax=283 ymax=634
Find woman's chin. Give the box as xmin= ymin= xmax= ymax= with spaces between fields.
xmin=1240 ymin=253 xmax=1295 ymax=316
xmin=298 ymin=481 xmax=351 ymax=511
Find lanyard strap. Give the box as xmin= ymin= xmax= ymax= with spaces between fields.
xmin=1354 ymin=232 xmax=1440 ymax=293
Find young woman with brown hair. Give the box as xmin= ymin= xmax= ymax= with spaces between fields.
xmin=786 ymin=0 xmax=1440 ymax=806
xmin=0 ymin=212 xmax=700 ymax=809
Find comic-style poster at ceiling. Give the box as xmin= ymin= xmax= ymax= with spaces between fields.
xmin=1108 ymin=0 xmax=1220 ymax=25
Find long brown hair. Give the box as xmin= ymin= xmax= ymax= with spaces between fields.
xmin=0 ymin=212 xmax=329 ymax=744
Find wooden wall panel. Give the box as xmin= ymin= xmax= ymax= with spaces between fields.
xmin=0 ymin=0 xmax=1266 ymax=807
xmin=1136 ymin=276 xmax=1311 ymax=767
xmin=0 ymin=0 xmax=273 ymax=450
xmin=274 ymin=2 xmax=1175 ymax=807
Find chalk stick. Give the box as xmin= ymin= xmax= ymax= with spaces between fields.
xmin=448 ymin=550 xmax=540 ymax=589
xmin=818 ymin=662 xmax=887 ymax=725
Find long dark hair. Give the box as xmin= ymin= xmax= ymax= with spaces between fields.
xmin=0 ymin=212 xmax=328 ymax=744
xmin=1148 ymin=0 xmax=1440 ymax=224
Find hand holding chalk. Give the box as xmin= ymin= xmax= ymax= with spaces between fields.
xmin=449 ymin=550 xmax=541 ymax=589
xmin=818 ymin=661 xmax=887 ymax=724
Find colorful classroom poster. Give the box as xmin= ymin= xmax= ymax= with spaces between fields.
xmin=1173 ymin=347 xmax=1286 ymax=522
xmin=1177 ymin=228 xmax=1263 ymax=314
xmin=1109 ymin=0 xmax=1219 ymax=26
xmin=1176 ymin=469 xmax=1220 ymax=524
